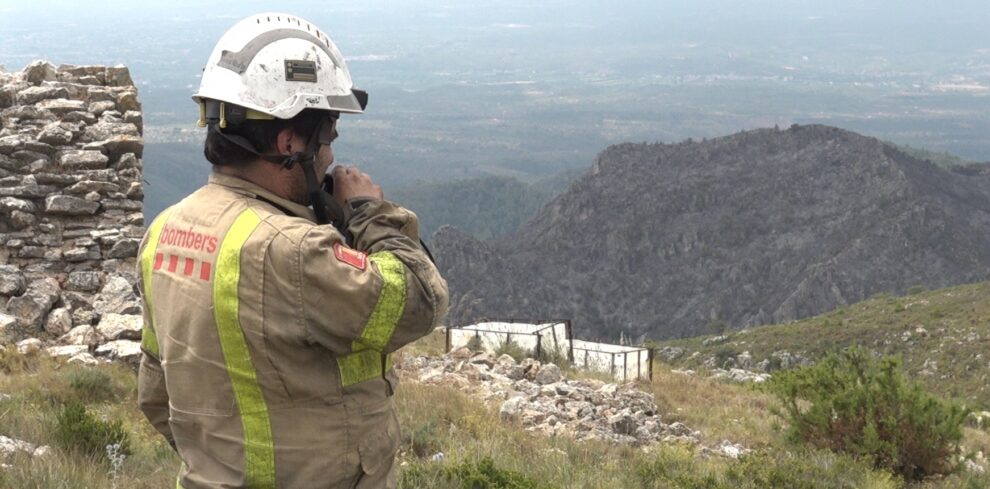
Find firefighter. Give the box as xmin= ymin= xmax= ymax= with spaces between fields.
xmin=136 ymin=12 xmax=448 ymax=488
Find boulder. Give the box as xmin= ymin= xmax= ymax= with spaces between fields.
xmin=96 ymin=313 xmax=142 ymax=341
xmin=5 ymin=277 xmax=60 ymax=333
xmin=23 ymin=60 xmax=57 ymax=85
xmin=9 ymin=210 xmax=36 ymax=229
xmin=66 ymin=271 xmax=102 ymax=292
xmin=44 ymin=195 xmax=100 ymax=215
xmin=17 ymin=86 xmax=69 ymax=105
xmin=92 ymin=275 xmax=139 ymax=315
xmin=116 ymin=90 xmax=140 ymax=111
xmin=45 ymin=344 xmax=89 ymax=358
xmin=0 ymin=313 xmax=19 ymax=343
xmin=59 ymin=150 xmax=109 ymax=170
xmin=0 ymin=264 xmax=26 ymax=296
xmin=107 ymin=238 xmax=140 ymax=259
xmin=105 ymin=65 xmax=133 ymax=87
xmin=44 ymin=307 xmax=73 ymax=336
xmin=59 ymin=325 xmax=99 ymax=346
xmin=36 ymin=98 xmax=86 ymax=115
xmin=15 ymin=338 xmax=42 ymax=354
xmin=95 ymin=339 xmax=142 ymax=364
xmin=534 ymin=364 xmax=563 ymax=385
xmin=37 ymin=123 xmax=74 ymax=146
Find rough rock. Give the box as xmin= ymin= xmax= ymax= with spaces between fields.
xmin=0 ymin=313 xmax=19 ymax=343
xmin=66 ymin=271 xmax=102 ymax=292
xmin=59 ymin=150 xmax=109 ymax=170
xmin=96 ymin=313 xmax=142 ymax=341
xmin=5 ymin=278 xmax=60 ymax=333
xmin=44 ymin=307 xmax=73 ymax=336
xmin=60 ymin=325 xmax=99 ymax=346
xmin=434 ymin=125 xmax=990 ymax=339
xmin=43 ymin=194 xmax=100 ymax=216
xmin=23 ymin=61 xmax=57 ymax=85
xmin=95 ymin=339 xmax=141 ymax=363
xmin=92 ymin=275 xmax=140 ymax=315
xmin=15 ymin=337 xmax=42 ymax=354
xmin=402 ymin=350 xmax=720 ymax=449
xmin=0 ymin=265 xmax=26 ymax=296
xmin=17 ymin=86 xmax=69 ymax=105
xmin=45 ymin=344 xmax=89 ymax=358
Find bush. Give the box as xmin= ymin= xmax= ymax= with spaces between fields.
xmin=767 ymin=346 xmax=968 ymax=480
xmin=465 ymin=335 xmax=484 ymax=353
xmin=450 ymin=457 xmax=552 ymax=489
xmin=494 ymin=338 xmax=528 ymax=363
xmin=67 ymin=369 xmax=119 ymax=403
xmin=53 ymin=400 xmax=132 ymax=461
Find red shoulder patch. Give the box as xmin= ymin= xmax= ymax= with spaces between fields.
xmin=333 ymin=243 xmax=368 ymax=271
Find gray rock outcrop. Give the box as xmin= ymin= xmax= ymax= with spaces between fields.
xmin=434 ymin=125 xmax=990 ymax=340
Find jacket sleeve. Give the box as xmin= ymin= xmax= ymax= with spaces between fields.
xmin=135 ymin=241 xmax=176 ymax=450
xmin=286 ymin=199 xmax=448 ymax=355
xmin=137 ymin=352 xmax=176 ymax=450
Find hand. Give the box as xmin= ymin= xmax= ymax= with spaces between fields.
xmin=331 ymin=165 xmax=383 ymax=206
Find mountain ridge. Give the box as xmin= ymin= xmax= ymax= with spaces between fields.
xmin=433 ymin=124 xmax=990 ymax=340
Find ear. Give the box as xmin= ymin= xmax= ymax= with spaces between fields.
xmin=275 ymin=127 xmax=297 ymax=156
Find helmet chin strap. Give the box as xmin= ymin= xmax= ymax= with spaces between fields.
xmin=290 ymin=117 xmax=345 ymax=228
xmin=210 ymin=118 xmax=346 ymax=228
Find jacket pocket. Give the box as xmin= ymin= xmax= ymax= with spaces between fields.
xmin=358 ymin=403 xmax=401 ymax=476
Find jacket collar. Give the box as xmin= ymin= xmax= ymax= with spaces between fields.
xmin=208 ymin=172 xmax=317 ymax=222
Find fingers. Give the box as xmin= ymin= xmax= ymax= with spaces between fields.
xmin=331 ymin=165 xmax=383 ymax=201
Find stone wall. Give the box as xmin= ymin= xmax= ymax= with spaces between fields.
xmin=0 ymin=60 xmax=145 ymax=358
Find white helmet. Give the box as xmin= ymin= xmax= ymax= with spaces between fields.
xmin=193 ymin=12 xmax=367 ymax=123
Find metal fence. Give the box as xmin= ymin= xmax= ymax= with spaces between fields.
xmin=570 ymin=339 xmax=653 ymax=381
xmin=446 ymin=320 xmax=572 ymax=360
xmin=447 ymin=319 xmax=653 ymax=382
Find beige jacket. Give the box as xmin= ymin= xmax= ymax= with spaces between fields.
xmin=136 ymin=173 xmax=448 ymax=488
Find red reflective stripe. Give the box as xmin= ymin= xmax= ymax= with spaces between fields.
xmin=200 ymin=261 xmax=212 ymax=281
xmin=183 ymin=258 xmax=195 ymax=276
xmin=167 ymin=255 xmax=178 ymax=273
xmin=153 ymin=253 xmax=164 ymax=271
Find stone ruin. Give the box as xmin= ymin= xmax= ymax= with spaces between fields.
xmin=0 ymin=60 xmax=146 ymax=364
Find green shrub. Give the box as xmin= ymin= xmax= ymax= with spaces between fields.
xmin=465 ymin=335 xmax=484 ymax=353
xmin=767 ymin=346 xmax=968 ymax=480
xmin=53 ymin=400 xmax=132 ymax=461
xmin=494 ymin=338 xmax=529 ymax=363
xmin=712 ymin=348 xmax=739 ymax=369
xmin=536 ymin=347 xmax=571 ymax=369
xmin=907 ymin=284 xmax=927 ymax=295
xmin=635 ymin=447 xmax=722 ymax=488
xmin=446 ymin=457 xmax=555 ymax=489
xmin=403 ymin=420 xmax=445 ymax=458
xmin=67 ymin=369 xmax=119 ymax=403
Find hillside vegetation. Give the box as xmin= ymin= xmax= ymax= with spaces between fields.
xmin=2 ymin=323 xmax=990 ymax=488
xmin=654 ymin=281 xmax=990 ymax=410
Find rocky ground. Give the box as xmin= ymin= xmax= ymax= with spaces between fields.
xmin=399 ymin=346 xmax=749 ymax=459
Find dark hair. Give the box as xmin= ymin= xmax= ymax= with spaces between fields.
xmin=203 ymin=109 xmax=326 ymax=166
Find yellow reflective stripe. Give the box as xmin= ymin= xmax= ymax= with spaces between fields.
xmin=354 ymin=251 xmax=407 ymax=351
xmin=213 ymin=209 xmax=275 ymax=488
xmin=337 ymin=349 xmax=385 ymax=387
xmin=337 ymin=352 xmax=394 ymax=387
xmin=139 ymin=208 xmax=173 ymax=358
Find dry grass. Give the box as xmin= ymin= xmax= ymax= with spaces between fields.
xmin=648 ymin=366 xmax=781 ymax=448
